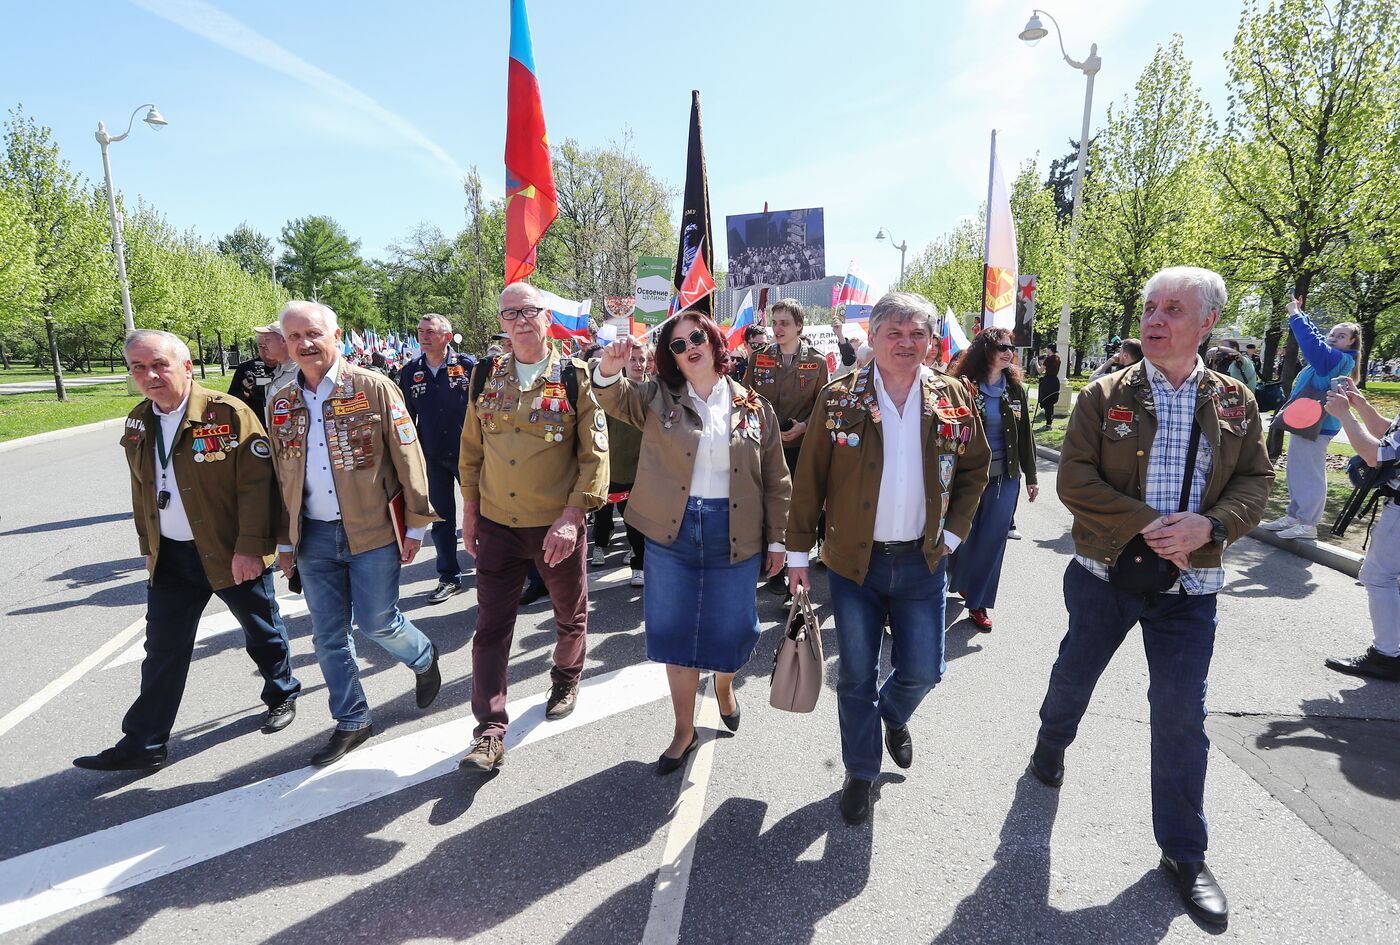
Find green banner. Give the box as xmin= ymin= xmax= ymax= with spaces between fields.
xmin=634 ymin=255 xmax=673 ymax=326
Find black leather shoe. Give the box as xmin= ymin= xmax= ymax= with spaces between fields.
xmin=310 ymin=726 xmax=374 ymax=767
xmin=73 ymin=745 xmax=167 ymax=772
xmin=1325 ymin=647 xmax=1400 ymax=682
xmin=1029 ymin=739 xmax=1064 ymax=788
xmin=519 ymin=582 xmax=548 ymax=607
xmin=415 ymin=646 xmax=442 ymax=709
xmin=839 ymin=776 xmax=872 ymax=825
xmin=427 ymin=581 xmax=462 ymax=605
xmin=261 ymin=699 xmax=297 ymax=734
xmin=656 ymin=732 xmax=698 ymax=775
xmin=884 ymin=723 xmax=913 ymax=768
xmin=1160 ymin=856 xmax=1229 ymax=927
xmin=719 ymin=695 xmax=741 ymax=733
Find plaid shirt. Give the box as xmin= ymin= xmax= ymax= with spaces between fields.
xmin=1077 ymin=357 xmax=1226 ymax=595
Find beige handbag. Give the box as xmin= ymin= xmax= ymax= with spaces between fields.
xmin=769 ymin=587 xmax=824 ymax=713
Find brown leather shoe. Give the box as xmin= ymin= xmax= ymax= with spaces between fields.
xmin=459 ymin=735 xmax=505 ymax=773
xmin=545 ymin=681 xmax=579 ymax=720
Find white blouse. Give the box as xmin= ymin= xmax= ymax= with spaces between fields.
xmin=686 ymin=380 xmax=732 ymax=498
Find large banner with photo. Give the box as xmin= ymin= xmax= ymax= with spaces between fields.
xmin=725 ymin=207 xmax=826 ymax=288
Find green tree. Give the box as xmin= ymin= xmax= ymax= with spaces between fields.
xmin=1215 ymin=0 xmax=1400 ymax=412
xmin=0 ymin=178 xmax=40 ymax=367
xmin=1 ymin=107 xmax=114 ymax=398
xmin=278 ymin=215 xmax=364 ymax=302
xmin=217 ymin=222 xmax=276 ymax=279
xmin=1009 ymin=159 xmax=1066 ymax=345
xmin=1073 ymin=36 xmax=1216 ymax=342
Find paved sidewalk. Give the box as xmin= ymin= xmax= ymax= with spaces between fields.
xmin=0 ymin=374 xmax=127 ymax=395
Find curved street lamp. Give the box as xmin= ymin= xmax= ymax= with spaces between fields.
xmin=95 ymin=104 xmax=168 ymax=336
xmin=1018 ymin=9 xmax=1100 ymax=404
xmin=875 ymin=227 xmax=908 ymax=290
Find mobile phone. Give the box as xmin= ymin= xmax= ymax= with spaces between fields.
xmin=1329 ymin=377 xmax=1345 ymax=393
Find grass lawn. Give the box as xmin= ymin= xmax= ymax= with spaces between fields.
xmin=0 ymin=372 xmax=234 ymax=444
xmin=0 ymin=366 xmax=129 ymax=385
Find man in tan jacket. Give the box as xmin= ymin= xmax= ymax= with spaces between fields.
xmin=1031 ymin=266 xmax=1272 ymax=928
xmin=456 ymin=281 xmax=609 ymax=774
xmin=787 ymin=292 xmax=990 ymax=825
xmin=74 ymin=330 xmax=301 ymax=772
xmin=270 ymin=301 xmax=442 ymax=767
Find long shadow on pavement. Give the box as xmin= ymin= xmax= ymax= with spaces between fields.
xmin=930 ymin=771 xmax=1187 ymax=945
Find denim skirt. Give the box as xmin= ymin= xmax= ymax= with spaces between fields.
xmin=643 ymin=497 xmax=762 ymax=673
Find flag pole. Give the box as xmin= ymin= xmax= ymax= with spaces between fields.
xmin=980 ymin=128 xmax=996 ymax=324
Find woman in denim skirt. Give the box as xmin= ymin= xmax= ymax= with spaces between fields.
xmin=593 ymin=311 xmax=791 ymax=773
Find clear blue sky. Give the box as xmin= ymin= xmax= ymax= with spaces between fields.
xmin=3 ymin=0 xmax=1244 ymax=295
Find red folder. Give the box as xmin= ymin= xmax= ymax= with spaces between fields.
xmin=388 ymin=490 xmax=408 ymax=555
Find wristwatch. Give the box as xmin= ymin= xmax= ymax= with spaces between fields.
xmin=1205 ymin=515 xmax=1228 ymax=544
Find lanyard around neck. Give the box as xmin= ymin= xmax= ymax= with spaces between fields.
xmin=154 ymin=415 xmax=176 ymax=471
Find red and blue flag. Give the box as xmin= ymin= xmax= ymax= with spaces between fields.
xmin=505 ymin=0 xmax=558 ymax=284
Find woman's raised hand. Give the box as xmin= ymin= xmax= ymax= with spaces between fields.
xmin=599 ymin=335 xmax=638 ymax=377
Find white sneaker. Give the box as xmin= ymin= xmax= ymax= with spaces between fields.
xmin=1277 ymin=523 xmax=1317 ymax=540
xmin=1260 ymin=515 xmax=1298 ymax=531
xmin=590 ymin=547 xmax=606 ymax=566
xmin=1007 ymin=527 xmax=1023 ymax=540
xmin=630 ymin=570 xmax=644 ymax=587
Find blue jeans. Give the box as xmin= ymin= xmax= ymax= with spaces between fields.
xmin=1038 ymin=560 xmax=1218 ymax=861
xmin=297 ymin=518 xmax=433 ymax=731
xmin=425 ymin=457 xmax=463 ymax=584
xmin=829 ymin=549 xmax=948 ymax=781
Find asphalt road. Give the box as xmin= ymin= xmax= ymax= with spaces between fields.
xmin=1 ymin=424 xmax=1396 ymax=944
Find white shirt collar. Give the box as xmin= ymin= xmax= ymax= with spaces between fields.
xmin=1141 ymin=356 xmax=1205 ymax=392
xmin=301 ymin=355 xmax=343 ymax=395
xmin=871 ymin=363 xmax=930 ymax=410
xmin=152 ymin=391 xmax=190 ymax=419
xmin=686 ymin=378 xmax=729 ymax=408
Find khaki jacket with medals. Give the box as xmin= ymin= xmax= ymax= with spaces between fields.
xmin=745 ymin=341 xmax=830 ymax=449
xmin=595 ymin=372 xmax=791 ymax=563
xmin=458 ymin=348 xmax=609 ymax=528
xmin=121 ymin=382 xmax=278 ymax=590
xmin=1058 ymin=361 xmax=1273 ymax=569
xmin=786 ymin=365 xmax=992 ymax=585
xmin=268 ymin=358 xmax=437 ymax=554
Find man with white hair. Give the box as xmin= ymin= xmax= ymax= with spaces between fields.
xmin=75 ymin=330 xmax=301 ymax=772
xmin=400 ymin=312 xmax=476 ymax=603
xmin=269 ymin=301 xmax=443 ymax=767
xmin=1034 ymin=266 xmax=1273 ymax=927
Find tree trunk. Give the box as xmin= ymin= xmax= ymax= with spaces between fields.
xmin=44 ymin=315 xmax=67 ymax=401
xmin=195 ymin=329 xmax=206 ymax=379
xmin=1357 ymin=309 xmax=1378 ymax=391
xmin=1119 ymin=295 xmax=1136 ymax=341
xmin=0 ymin=336 xmax=9 ymax=370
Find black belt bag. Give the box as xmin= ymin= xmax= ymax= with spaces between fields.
xmin=1108 ymin=420 xmax=1201 ymax=595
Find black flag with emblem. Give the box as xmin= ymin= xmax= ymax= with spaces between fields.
xmin=673 ymin=90 xmax=713 ymax=318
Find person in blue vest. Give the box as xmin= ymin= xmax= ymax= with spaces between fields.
xmin=400 ymin=313 xmax=476 ymax=603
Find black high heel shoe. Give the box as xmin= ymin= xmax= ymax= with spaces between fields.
xmin=719 ymin=695 xmax=741 ymax=733
xmin=656 ymin=732 xmax=699 ymax=775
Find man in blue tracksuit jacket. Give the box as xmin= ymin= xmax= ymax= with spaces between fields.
xmin=399 ymin=313 xmax=475 ymax=602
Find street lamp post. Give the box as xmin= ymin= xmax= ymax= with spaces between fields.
xmin=1018 ymin=9 xmax=1099 ymax=411
xmin=95 ymin=104 xmax=168 ymax=336
xmin=875 ymin=227 xmax=908 ymax=290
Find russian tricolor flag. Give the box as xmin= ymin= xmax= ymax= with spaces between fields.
xmin=941 ymin=305 xmax=970 ymax=363
xmin=837 ymin=262 xmax=874 ymax=306
xmin=539 ymin=289 xmax=593 ymax=340
xmin=726 ymin=290 xmax=755 ymax=351
xmin=504 ymin=0 xmax=558 ymax=284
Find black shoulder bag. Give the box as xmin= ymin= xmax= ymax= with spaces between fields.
xmin=1108 ymin=419 xmax=1202 ymax=595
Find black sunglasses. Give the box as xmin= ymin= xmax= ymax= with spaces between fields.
xmin=994 ymin=343 xmax=1017 ymax=352
xmin=668 ymin=328 xmax=708 ymax=356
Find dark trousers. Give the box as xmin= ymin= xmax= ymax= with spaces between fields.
xmin=425 ymin=457 xmax=463 ymax=584
xmin=783 ymin=445 xmax=824 ymax=552
xmin=119 ymin=540 xmax=300 ymax=753
xmin=1038 ymin=388 xmax=1059 ymax=426
xmin=471 ymin=515 xmax=588 ymax=738
xmin=592 ymin=483 xmax=645 ymax=569
xmin=1037 ymin=560 xmax=1218 ymax=861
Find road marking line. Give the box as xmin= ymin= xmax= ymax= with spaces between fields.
xmin=0 ymin=661 xmax=668 ymax=936
xmin=104 ymin=596 xmax=308 ymax=671
xmin=640 ymin=678 xmax=722 ymax=945
xmin=0 ymin=616 xmax=147 ymax=741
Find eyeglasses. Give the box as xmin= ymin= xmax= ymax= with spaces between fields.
xmin=499 ymin=306 xmax=545 ymax=321
xmin=668 ymin=328 xmax=708 ymax=356
xmin=994 ymin=343 xmax=1017 ymax=352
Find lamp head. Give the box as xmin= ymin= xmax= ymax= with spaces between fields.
xmin=875 ymin=228 xmax=887 ymax=241
xmin=143 ymin=106 xmax=168 ymax=129
xmin=1019 ymin=13 xmax=1048 ymax=44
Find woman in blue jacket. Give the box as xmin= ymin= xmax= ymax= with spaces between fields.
xmin=1260 ymin=297 xmax=1361 ymax=540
